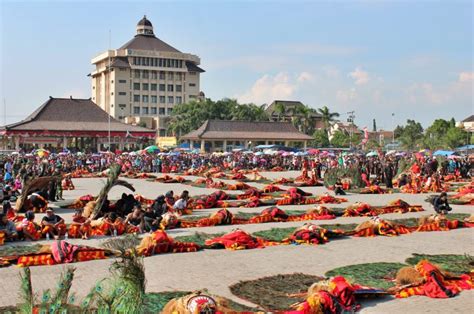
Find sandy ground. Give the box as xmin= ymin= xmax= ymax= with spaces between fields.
xmin=0 ymin=171 xmax=473 ymax=313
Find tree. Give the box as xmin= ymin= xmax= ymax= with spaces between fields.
xmin=167 ymin=98 xmax=269 ymax=138
xmin=397 ymin=119 xmax=424 ymax=150
xmin=444 ymin=127 xmax=469 ymax=149
xmin=372 ymin=119 xmax=377 ymax=132
xmin=317 ymin=106 xmax=340 ymax=131
xmin=312 ymin=129 xmax=330 ymax=147
xmin=330 ymin=130 xmax=350 ymax=147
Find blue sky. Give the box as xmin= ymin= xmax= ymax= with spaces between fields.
xmin=1 ymin=0 xmax=472 ymax=130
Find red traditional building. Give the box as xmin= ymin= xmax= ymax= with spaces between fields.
xmin=0 ymin=97 xmax=156 ymax=151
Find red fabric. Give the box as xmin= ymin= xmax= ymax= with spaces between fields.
xmin=51 ymin=240 xmax=80 ymax=263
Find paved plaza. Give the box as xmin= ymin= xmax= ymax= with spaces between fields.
xmin=0 ymin=171 xmax=473 ymax=313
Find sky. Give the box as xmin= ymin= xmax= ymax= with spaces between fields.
xmin=1 ymin=0 xmax=473 ymax=130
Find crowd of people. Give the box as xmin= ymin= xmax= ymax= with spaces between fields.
xmin=0 ymin=149 xmax=471 ymax=243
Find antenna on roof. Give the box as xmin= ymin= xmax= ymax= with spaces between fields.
xmin=3 ymin=98 xmax=6 ymax=126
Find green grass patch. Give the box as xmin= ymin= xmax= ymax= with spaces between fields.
xmin=406 ymin=253 xmax=474 ymax=275
xmin=230 ymin=273 xmax=323 ymax=311
xmin=325 ymin=262 xmax=406 ymax=290
xmin=252 ymin=227 xmax=297 ymax=242
xmin=174 ymin=232 xmax=224 ymax=247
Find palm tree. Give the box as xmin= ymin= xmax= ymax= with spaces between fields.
xmin=274 ymin=102 xmax=286 ymax=122
xmin=317 ymin=106 xmax=340 ymax=131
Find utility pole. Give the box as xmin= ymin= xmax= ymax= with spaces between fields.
xmin=347 ymin=111 xmax=355 ymax=149
xmin=3 ymin=98 xmax=6 ymax=126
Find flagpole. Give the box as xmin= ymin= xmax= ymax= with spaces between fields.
xmin=108 ymin=29 xmax=111 ymax=152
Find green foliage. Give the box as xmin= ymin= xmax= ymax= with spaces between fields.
xmin=325 ymin=262 xmax=406 ymax=289
xmin=444 ymin=127 xmax=469 ymax=149
xmin=422 ymin=118 xmax=469 ymax=149
xmin=317 ymin=105 xmax=340 ymax=130
xmin=167 ymin=98 xmax=269 ymax=138
xmin=330 ymin=130 xmax=350 ymax=147
xmin=312 ymin=129 xmax=330 ymax=147
xmin=396 ymin=119 xmax=424 ymax=150
xmin=405 ymin=253 xmax=474 ymax=275
xmin=366 ymin=139 xmax=381 ymax=150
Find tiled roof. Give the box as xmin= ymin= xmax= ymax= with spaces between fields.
xmin=2 ymin=97 xmax=155 ymax=134
xmin=181 ymin=120 xmax=312 ymax=140
xmin=119 ymin=34 xmax=180 ymax=53
xmin=462 ymin=115 xmax=474 ymax=123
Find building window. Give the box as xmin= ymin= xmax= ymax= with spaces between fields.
xmin=176 ymin=96 xmax=182 ymax=104
xmin=159 ymin=84 xmax=165 ymax=92
xmin=168 ymin=96 xmax=174 ymax=104
xmin=134 ymin=69 xmax=140 ymax=78
xmin=176 ymin=85 xmax=182 ymax=92
xmin=151 ymin=71 xmax=158 ymax=79
xmin=167 ymin=108 xmax=173 ymax=115
xmin=133 ymin=106 xmax=140 ymax=114
xmin=133 ymin=95 xmax=140 ymax=102
xmin=142 ymin=83 xmax=149 ymax=91
xmin=159 ymin=107 xmax=165 ymax=115
xmin=119 ymin=79 xmax=126 ymax=83
xmin=151 ymin=107 xmax=157 ymax=115
xmin=142 ymin=107 xmax=149 ymax=115
xmin=189 ymin=83 xmax=196 ymax=87
xmin=151 ymin=96 xmax=157 ymax=103
xmin=151 ymin=84 xmax=157 ymax=91
xmin=159 ymin=96 xmax=166 ymax=103
xmin=189 ymin=95 xmax=196 ymax=99
xmin=159 ymin=71 xmax=165 ymax=80
xmin=168 ymin=72 xmax=174 ymax=80
xmin=176 ymin=73 xmax=182 ymax=80
xmin=142 ymin=95 xmax=149 ymax=103
xmin=189 ymin=72 xmax=196 ymax=76
xmin=167 ymin=85 xmax=174 ymax=92
xmin=159 ymin=129 xmax=166 ymax=137
xmin=119 ymin=68 xmax=126 ymax=71
xmin=119 ymin=92 xmax=126 ymax=96
xmin=142 ymin=70 xmax=149 ymax=79
xmin=133 ymin=83 xmax=140 ymax=90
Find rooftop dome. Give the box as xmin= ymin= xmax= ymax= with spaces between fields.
xmin=138 ymin=15 xmax=153 ymax=27
xmin=136 ymin=15 xmax=154 ymax=36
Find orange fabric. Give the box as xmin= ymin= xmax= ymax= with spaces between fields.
xmin=17 ymin=254 xmax=55 ymax=267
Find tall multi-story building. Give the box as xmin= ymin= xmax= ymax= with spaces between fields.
xmin=90 ymin=16 xmax=204 ymax=136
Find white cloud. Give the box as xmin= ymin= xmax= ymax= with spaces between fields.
xmin=348 ymin=67 xmax=370 ymax=85
xmin=407 ymin=83 xmax=446 ymax=105
xmin=238 ymin=72 xmax=314 ymax=104
xmin=322 ymin=65 xmax=340 ymax=79
xmin=336 ymin=88 xmax=357 ymax=103
xmin=459 ymin=71 xmax=474 ymax=83
xmin=297 ymin=72 xmax=313 ymax=83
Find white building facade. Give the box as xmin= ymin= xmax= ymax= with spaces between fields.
xmin=90 ymin=16 xmax=204 ymax=136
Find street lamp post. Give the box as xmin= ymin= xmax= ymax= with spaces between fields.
xmin=391 ymin=113 xmax=395 ymax=145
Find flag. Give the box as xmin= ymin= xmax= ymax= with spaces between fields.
xmin=361 ymin=127 xmax=369 ymax=145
